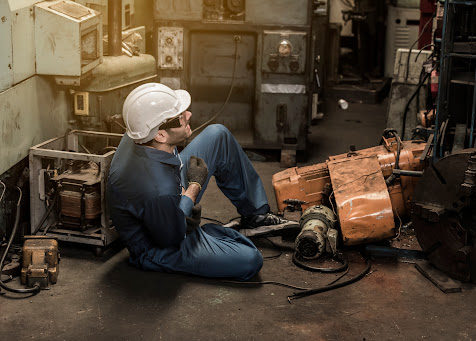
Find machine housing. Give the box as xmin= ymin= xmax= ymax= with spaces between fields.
xmin=153 ymin=0 xmax=329 ymax=162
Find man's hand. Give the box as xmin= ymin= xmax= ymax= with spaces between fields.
xmin=187 ymin=156 xmax=208 ymax=188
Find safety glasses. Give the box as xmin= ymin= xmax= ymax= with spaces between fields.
xmin=159 ymin=114 xmax=183 ymax=130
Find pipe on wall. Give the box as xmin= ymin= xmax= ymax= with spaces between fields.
xmin=108 ymin=0 xmax=122 ymax=56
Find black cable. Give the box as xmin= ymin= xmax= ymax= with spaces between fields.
xmin=191 ymin=37 xmax=239 ymax=135
xmin=414 ymin=45 xmax=435 ymax=62
xmin=32 ymin=192 xmax=58 ymax=235
xmin=292 ymin=252 xmax=349 ymax=273
xmin=401 ymin=66 xmax=435 ymax=140
xmin=0 ymin=187 xmax=40 ymax=295
xmin=405 ymin=14 xmax=436 ymax=82
xmin=221 ymin=280 xmax=310 ymax=291
xmin=261 ymin=238 xmax=283 ymax=260
xmin=382 ymin=129 xmax=402 ymax=186
xmin=201 ymin=216 xmax=225 ymax=225
xmin=287 ymin=258 xmax=371 ymax=302
xmin=327 ymin=266 xmax=350 ymax=285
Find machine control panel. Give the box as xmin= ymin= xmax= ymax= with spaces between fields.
xmin=158 ymin=27 xmax=184 ymax=70
xmin=262 ymin=31 xmax=307 ymax=74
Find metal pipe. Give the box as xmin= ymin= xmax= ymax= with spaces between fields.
xmin=392 ymin=169 xmax=424 ymax=177
xmin=108 ymin=0 xmax=122 ymax=56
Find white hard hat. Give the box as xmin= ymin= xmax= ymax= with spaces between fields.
xmin=122 ymin=83 xmax=191 ymax=144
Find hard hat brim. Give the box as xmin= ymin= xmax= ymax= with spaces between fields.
xmin=175 ymin=89 xmax=191 ymax=114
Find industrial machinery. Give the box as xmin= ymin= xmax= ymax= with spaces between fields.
xmin=410 ymin=0 xmax=476 ymax=283
xmin=21 ymin=236 xmax=59 ymax=289
xmin=273 ymin=132 xmax=426 ymax=245
xmin=35 ymin=0 xmax=103 ymax=86
xmin=29 ymin=130 xmax=121 ymax=254
xmin=412 ymin=150 xmax=476 ymax=282
xmin=295 ymin=205 xmax=338 ymax=259
xmin=153 ymin=0 xmax=329 ymax=165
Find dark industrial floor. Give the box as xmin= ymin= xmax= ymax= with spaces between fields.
xmin=2 ymin=100 xmax=475 ymax=340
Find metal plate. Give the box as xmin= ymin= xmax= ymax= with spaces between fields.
xmin=328 ymin=155 xmax=395 ymax=245
xmin=49 ymin=1 xmax=91 ymax=19
xmin=158 ymin=27 xmax=183 ymax=70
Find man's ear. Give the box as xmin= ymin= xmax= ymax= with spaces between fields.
xmin=154 ymin=129 xmax=168 ymax=143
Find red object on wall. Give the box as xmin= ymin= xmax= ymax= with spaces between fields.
xmin=431 ymin=70 xmax=439 ymax=98
xmin=419 ymin=0 xmax=437 ymax=49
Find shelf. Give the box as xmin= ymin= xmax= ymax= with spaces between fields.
xmin=448 ymin=53 xmax=476 ymax=59
xmin=454 ymin=42 xmax=476 ymax=54
xmin=450 ymin=71 xmax=476 ymax=85
xmin=448 ymin=0 xmax=476 ymax=6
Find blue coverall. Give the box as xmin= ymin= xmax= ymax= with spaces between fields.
xmin=107 ymin=124 xmax=268 ymax=280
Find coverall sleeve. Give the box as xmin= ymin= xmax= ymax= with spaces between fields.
xmin=178 ymin=195 xmax=194 ymax=217
xmin=142 ymin=195 xmax=187 ymax=248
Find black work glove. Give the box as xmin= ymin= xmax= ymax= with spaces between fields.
xmin=186 ymin=204 xmax=201 ymax=233
xmin=187 ymin=156 xmax=208 ymax=188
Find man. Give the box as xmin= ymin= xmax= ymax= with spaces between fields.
xmin=107 ymin=83 xmax=293 ymax=281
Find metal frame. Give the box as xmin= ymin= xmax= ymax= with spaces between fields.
xmin=29 ymin=130 xmax=122 ymax=248
xmin=433 ymin=0 xmax=476 ymax=159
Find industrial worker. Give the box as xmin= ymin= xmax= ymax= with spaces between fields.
xmin=107 ymin=83 xmax=293 ymax=281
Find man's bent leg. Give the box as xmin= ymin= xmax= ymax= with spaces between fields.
xmin=139 ymin=224 xmax=263 ymax=280
xmin=180 ymin=124 xmax=269 ymax=216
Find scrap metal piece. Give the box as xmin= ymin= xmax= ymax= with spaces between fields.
xmin=328 ymin=155 xmax=395 ymax=246
xmin=21 ymin=236 xmax=59 ymax=289
xmin=415 ymin=261 xmax=462 ymax=293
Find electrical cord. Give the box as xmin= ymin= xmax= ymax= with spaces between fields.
xmin=32 ymin=192 xmax=59 ymax=235
xmin=261 ymin=237 xmax=283 ymax=260
xmin=221 ymin=279 xmax=310 ymax=291
xmin=401 ymin=65 xmax=436 ymax=139
xmin=201 ymin=216 xmax=225 ymax=225
xmin=382 ymin=129 xmax=402 ymax=186
xmin=191 ymin=37 xmax=240 ymax=135
xmin=287 ymin=258 xmax=371 ymax=302
xmin=414 ymin=45 xmax=435 ymax=63
xmin=292 ymin=252 xmax=349 ymax=273
xmin=405 ymin=13 xmax=436 ymax=82
xmin=0 ymin=186 xmax=41 ymax=295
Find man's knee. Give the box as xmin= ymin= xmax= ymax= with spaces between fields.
xmin=202 ymin=124 xmax=231 ymax=141
xmin=238 ymin=248 xmax=263 ymax=281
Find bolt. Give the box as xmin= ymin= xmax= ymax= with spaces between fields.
xmin=234 ymin=35 xmax=241 ymax=42
xmin=1 ymin=16 xmax=6 ymax=22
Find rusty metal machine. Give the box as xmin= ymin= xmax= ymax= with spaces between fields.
xmin=21 ymin=236 xmax=59 ymax=289
xmin=29 ymin=130 xmax=121 ymax=254
xmin=153 ymin=0 xmax=329 ymax=165
xmin=274 ymin=132 xmax=427 ymax=245
xmin=412 ymin=150 xmax=476 ymax=283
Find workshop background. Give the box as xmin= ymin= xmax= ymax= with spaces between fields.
xmin=1 ymin=0 xmax=475 ymax=340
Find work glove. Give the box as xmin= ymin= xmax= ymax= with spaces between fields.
xmin=187 ymin=156 xmax=208 ymax=189
xmin=186 ymin=204 xmax=201 ymax=233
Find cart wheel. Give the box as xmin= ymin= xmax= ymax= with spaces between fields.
xmin=94 ymin=247 xmax=104 ymax=257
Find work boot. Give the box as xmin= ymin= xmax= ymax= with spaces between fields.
xmin=239 ymin=213 xmax=300 ymax=238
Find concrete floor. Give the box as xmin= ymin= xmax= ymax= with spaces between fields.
xmin=2 ymin=100 xmax=475 ymax=340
